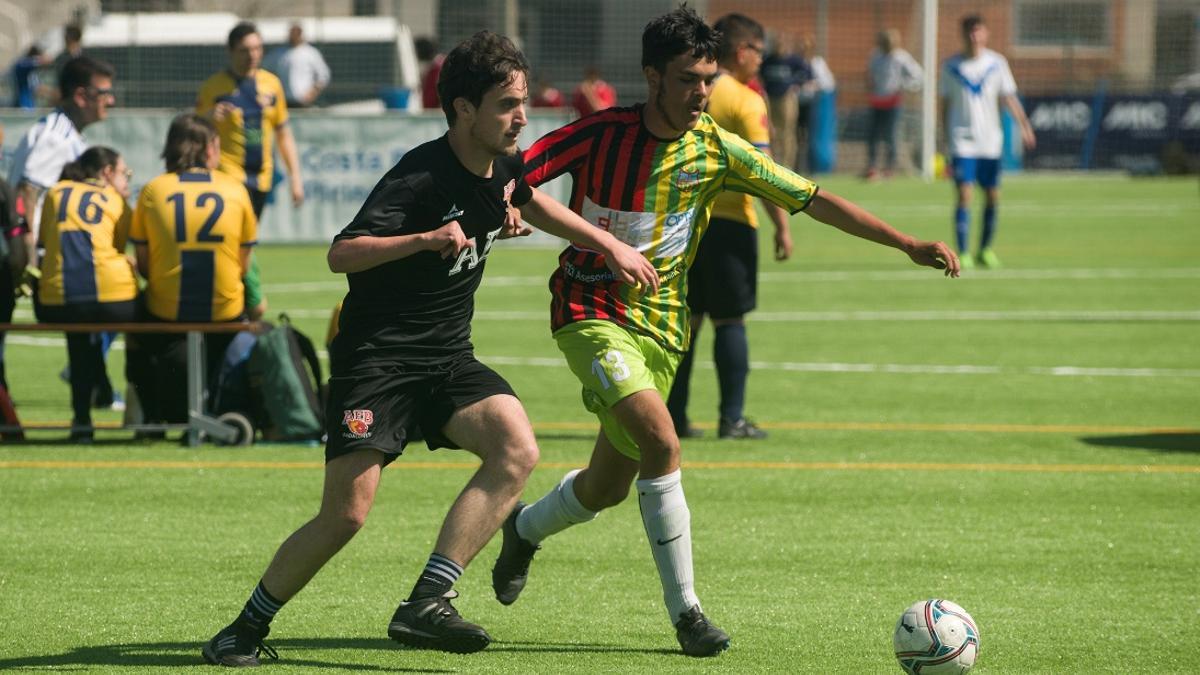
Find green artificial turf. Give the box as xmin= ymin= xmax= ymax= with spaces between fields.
xmin=2 ymin=174 xmax=1197 ymax=672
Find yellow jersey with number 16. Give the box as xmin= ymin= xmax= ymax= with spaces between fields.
xmin=37 ymin=179 xmax=137 ymax=305
xmin=130 ymin=169 xmax=257 ymax=322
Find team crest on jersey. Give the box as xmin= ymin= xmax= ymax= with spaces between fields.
xmin=502 ymin=179 xmax=517 ymax=205
xmin=674 ymin=166 xmax=702 ymax=191
xmin=258 ymin=92 xmax=277 ymax=109
xmin=342 ymin=409 xmax=374 ymax=439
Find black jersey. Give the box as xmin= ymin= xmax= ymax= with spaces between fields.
xmin=330 ymin=135 xmax=533 ymax=370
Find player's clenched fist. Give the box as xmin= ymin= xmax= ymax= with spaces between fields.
xmin=429 ymin=219 xmax=471 ymax=259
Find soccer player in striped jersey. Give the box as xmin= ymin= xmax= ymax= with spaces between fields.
xmin=34 ymin=147 xmax=136 ymax=441
xmin=492 ymin=6 xmax=959 ymax=658
xmin=126 ymin=113 xmax=257 ymax=424
xmin=197 ymin=21 xmax=304 ymax=219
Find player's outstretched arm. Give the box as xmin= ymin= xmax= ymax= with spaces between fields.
xmin=804 ymin=190 xmax=960 ymax=277
xmin=521 ymin=187 xmax=660 ymax=294
xmin=327 ymin=221 xmax=469 ymax=273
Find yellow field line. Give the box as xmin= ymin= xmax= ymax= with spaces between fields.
xmin=12 ymin=421 xmax=1197 ymax=435
xmin=1 ymin=460 xmax=1197 ymax=474
xmin=531 ymin=421 xmax=1199 ymax=434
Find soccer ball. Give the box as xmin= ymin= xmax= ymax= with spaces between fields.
xmin=893 ymin=599 xmax=979 ymax=674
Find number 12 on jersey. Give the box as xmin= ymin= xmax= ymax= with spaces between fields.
xmin=167 ymin=192 xmax=225 ymax=243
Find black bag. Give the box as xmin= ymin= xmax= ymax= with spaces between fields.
xmin=247 ymin=315 xmax=326 ymax=441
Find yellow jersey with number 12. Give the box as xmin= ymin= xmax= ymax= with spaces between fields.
xmin=130 ymin=169 xmax=257 ymax=321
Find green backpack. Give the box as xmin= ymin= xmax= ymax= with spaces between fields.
xmin=247 ymin=316 xmax=326 ymax=441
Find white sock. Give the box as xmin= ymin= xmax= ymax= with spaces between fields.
xmin=516 ymin=469 xmax=598 ymax=544
xmin=636 ymin=469 xmax=700 ymax=623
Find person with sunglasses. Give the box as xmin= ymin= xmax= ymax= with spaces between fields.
xmin=5 ymin=55 xmax=118 ymax=406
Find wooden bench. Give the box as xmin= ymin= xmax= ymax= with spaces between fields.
xmin=0 ymin=321 xmax=266 ymax=446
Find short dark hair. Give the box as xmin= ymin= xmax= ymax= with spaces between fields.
xmin=64 ymin=23 xmax=83 ymax=44
xmin=162 ymin=113 xmax=217 ymax=173
xmin=713 ymin=13 xmax=763 ymax=63
xmin=642 ymin=4 xmax=721 ymax=73
xmin=228 ymin=21 xmax=259 ymax=49
xmin=437 ymin=31 xmax=529 ymax=125
xmin=60 ymin=146 xmax=120 ymax=182
xmin=961 ymin=15 xmax=985 ymax=36
xmin=59 ymin=55 xmax=116 ymax=100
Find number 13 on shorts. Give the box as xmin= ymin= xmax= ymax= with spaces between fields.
xmin=591 ymin=350 xmax=630 ymax=390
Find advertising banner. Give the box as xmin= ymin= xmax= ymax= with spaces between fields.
xmin=1 ymin=109 xmax=574 ymax=243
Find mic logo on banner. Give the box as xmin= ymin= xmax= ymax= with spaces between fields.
xmin=1103 ymin=101 xmax=1168 ymax=132
xmin=1029 ymin=101 xmax=1091 ymax=132
xmin=1180 ymin=102 xmax=1200 ymax=130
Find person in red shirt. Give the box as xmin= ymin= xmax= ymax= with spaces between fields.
xmin=571 ymin=66 xmax=616 ymax=117
xmin=531 ymin=75 xmax=565 ymax=108
xmin=416 ymin=36 xmax=445 ymax=110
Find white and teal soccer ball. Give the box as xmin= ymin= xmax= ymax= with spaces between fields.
xmin=893 ymin=599 xmax=979 ymax=674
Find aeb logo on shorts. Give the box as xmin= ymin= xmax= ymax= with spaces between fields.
xmin=343 ymin=409 xmax=374 ymax=439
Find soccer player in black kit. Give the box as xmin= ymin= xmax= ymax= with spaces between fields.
xmin=202 ymin=31 xmax=658 ymax=666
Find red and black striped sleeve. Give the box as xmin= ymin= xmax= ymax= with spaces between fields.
xmin=523 ymin=106 xmax=639 ymax=188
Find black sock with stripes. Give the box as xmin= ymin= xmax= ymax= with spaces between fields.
xmin=407 ymin=552 xmax=463 ymax=601
xmin=238 ymin=580 xmax=284 ymax=627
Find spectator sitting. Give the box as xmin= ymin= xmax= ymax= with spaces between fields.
xmin=572 ymin=66 xmax=617 ymax=118
xmin=126 ymin=113 xmax=258 ymax=425
xmin=34 ymin=146 xmax=137 ymax=442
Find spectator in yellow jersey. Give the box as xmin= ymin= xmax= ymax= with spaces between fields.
xmin=667 ymin=13 xmax=793 ymax=440
xmin=126 ymin=113 xmax=257 ymax=425
xmin=197 ymin=21 xmax=303 ymax=219
xmin=34 ymin=146 xmax=136 ymax=442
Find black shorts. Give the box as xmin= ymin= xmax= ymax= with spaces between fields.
xmin=687 ymin=217 xmax=758 ymax=320
xmin=324 ymin=353 xmax=517 ymax=465
xmin=248 ymin=189 xmax=268 ymax=219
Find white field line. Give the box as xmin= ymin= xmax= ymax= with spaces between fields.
xmin=231 ymin=308 xmax=1200 ymax=321
xmin=5 ymin=335 xmax=1196 ymax=378
xmin=260 ymin=267 xmax=1200 ymax=293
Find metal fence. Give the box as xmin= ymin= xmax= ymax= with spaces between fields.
xmin=3 ymin=0 xmax=1198 ymax=173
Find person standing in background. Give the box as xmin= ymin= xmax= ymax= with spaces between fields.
xmin=197 ymin=21 xmax=304 ymax=219
xmin=571 ymin=66 xmax=617 ymax=118
xmin=667 ymin=12 xmax=794 ymax=440
xmin=760 ymin=34 xmax=807 ymax=171
xmin=46 ymin=23 xmax=85 ymax=105
xmin=11 ymin=46 xmax=49 ymax=109
xmin=416 ymin=36 xmax=445 ymax=110
xmin=940 ymin=15 xmax=1035 ymax=269
xmin=865 ymin=29 xmax=923 ymax=180
xmin=264 ymin=23 xmax=331 ymax=108
xmin=794 ymin=35 xmax=834 ymax=173
xmin=7 ymin=56 xmax=118 ymax=406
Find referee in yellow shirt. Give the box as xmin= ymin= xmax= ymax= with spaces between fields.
xmin=35 ymin=146 xmax=136 ymax=440
xmin=127 ymin=113 xmax=257 ymax=424
xmin=666 ymin=13 xmax=795 ymax=440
